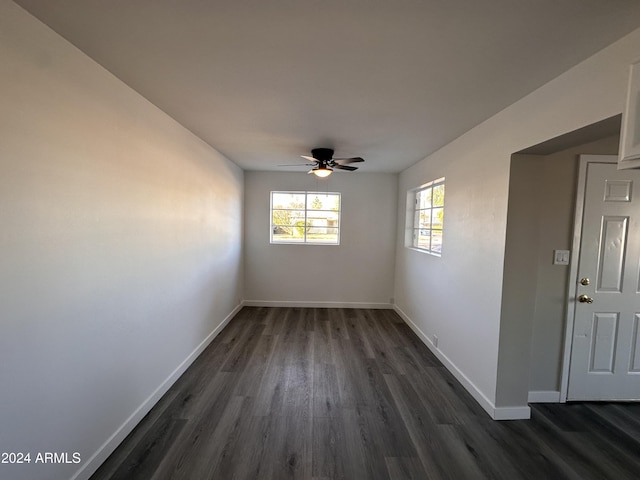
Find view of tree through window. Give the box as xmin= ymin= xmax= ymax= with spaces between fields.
xmin=271 ymin=191 xmax=341 ymax=244
xmin=412 ymin=179 xmax=445 ymax=254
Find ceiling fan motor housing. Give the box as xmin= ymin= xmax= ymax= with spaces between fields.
xmin=311 ymin=148 xmax=334 ymax=162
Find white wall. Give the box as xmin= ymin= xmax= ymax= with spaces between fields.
xmin=0 ymin=3 xmax=243 ymax=480
xmin=244 ymin=171 xmax=397 ymax=307
xmin=394 ymin=27 xmax=640 ymax=419
xmin=496 ymin=154 xmax=541 ymax=409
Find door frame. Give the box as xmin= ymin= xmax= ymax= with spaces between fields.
xmin=559 ymin=154 xmax=618 ymax=402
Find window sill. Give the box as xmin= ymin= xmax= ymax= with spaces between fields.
xmin=270 ymin=242 xmax=340 ymax=246
xmin=406 ymin=246 xmax=441 ymax=257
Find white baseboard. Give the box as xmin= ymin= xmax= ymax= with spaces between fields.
xmin=492 ymin=406 xmax=532 ymax=420
xmin=72 ymin=302 xmax=243 ymax=480
xmin=243 ymin=300 xmax=393 ymax=309
xmin=528 ymin=390 xmax=561 ymax=403
xmin=393 ymin=305 xmax=530 ymax=421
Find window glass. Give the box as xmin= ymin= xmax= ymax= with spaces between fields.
xmin=271 ymin=191 xmax=341 ymax=245
xmin=409 ymin=178 xmax=445 ymax=255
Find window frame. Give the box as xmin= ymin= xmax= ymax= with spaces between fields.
xmin=409 ymin=177 xmax=445 ymax=256
xmin=270 ymin=191 xmax=341 ymax=245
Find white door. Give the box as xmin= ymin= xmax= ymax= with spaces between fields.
xmin=567 ymin=158 xmax=640 ymax=400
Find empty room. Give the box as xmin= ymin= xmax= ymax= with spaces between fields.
xmin=2 ymin=1 xmax=640 ymax=479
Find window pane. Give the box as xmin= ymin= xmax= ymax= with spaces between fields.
xmin=325 ymin=217 xmax=339 ymax=228
xmin=307 ymin=209 xmax=338 ymax=224
xmin=271 ymin=223 xmax=292 ymax=236
xmin=308 ymin=193 xmax=340 ymax=211
xmin=272 ymin=232 xmax=305 ymax=243
xmin=273 ymin=192 xmax=305 ymax=209
xmin=328 ymin=194 xmax=340 ymax=211
xmin=419 ymin=188 xmax=432 ymax=209
xmin=293 ymin=219 xmax=311 ymax=238
xmin=308 ymin=195 xmax=324 ymax=210
xmin=272 ymin=209 xmax=305 ymax=227
xmin=417 ymin=229 xmax=431 ymax=250
xmin=431 ymin=208 xmax=444 ymax=229
xmin=307 ymin=227 xmax=339 ymax=244
xmin=272 ymin=222 xmax=305 ymax=243
xmin=419 ymin=209 xmax=431 ymax=229
xmin=432 ymin=184 xmax=445 ymax=207
xmin=431 ymin=230 xmax=443 ymax=253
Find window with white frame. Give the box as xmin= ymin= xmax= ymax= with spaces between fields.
xmin=410 ymin=178 xmax=445 ymax=255
xmin=270 ymin=191 xmax=341 ymax=244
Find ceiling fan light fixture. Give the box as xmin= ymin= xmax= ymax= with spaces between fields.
xmin=312 ymin=166 xmax=333 ymax=177
xmin=288 ymin=148 xmax=363 ymax=175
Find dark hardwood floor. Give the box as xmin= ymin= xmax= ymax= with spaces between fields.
xmin=90 ymin=307 xmax=640 ymax=480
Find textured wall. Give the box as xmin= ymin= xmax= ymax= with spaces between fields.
xmin=0 ymin=3 xmax=243 ymax=479
xmin=244 ymin=171 xmax=397 ymax=307
xmin=395 ymin=26 xmax=640 ymax=417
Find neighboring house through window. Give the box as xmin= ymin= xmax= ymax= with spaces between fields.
xmin=410 ymin=178 xmax=445 ymax=255
xmin=271 ymin=191 xmax=341 ymax=245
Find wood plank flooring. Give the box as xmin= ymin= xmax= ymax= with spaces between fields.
xmin=90 ymin=307 xmax=640 ymax=480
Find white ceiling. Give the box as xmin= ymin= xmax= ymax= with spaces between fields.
xmin=13 ymin=0 xmax=640 ymax=173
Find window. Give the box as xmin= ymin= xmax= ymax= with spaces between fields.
xmin=270 ymin=191 xmax=341 ymax=244
xmin=410 ymin=178 xmax=445 ymax=255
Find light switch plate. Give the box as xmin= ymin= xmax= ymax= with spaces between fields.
xmin=553 ymin=249 xmax=570 ymax=265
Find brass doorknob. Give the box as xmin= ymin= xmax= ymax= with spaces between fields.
xmin=578 ymin=294 xmax=594 ymax=304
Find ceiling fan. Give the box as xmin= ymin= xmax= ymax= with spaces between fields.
xmin=280 ymin=148 xmax=364 ymax=177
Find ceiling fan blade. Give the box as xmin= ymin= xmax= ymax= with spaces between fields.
xmin=301 ymin=155 xmax=319 ymax=162
xmin=334 ymin=157 xmax=364 ymax=165
xmin=334 ymin=164 xmax=358 ymax=171
xmin=278 ymin=163 xmax=316 ymax=166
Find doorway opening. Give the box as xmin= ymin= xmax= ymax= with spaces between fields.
xmin=499 ymin=115 xmax=624 ymax=405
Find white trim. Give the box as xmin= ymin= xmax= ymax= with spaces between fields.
xmin=393 ymin=305 xmax=530 ymax=420
xmin=243 ymin=300 xmax=393 ymax=309
xmin=406 ymin=246 xmax=442 ymax=257
xmin=528 ymin=390 xmax=561 ymax=403
xmin=559 ymin=155 xmax=618 ymax=403
xmin=270 ymin=190 xmax=341 ymax=245
xmin=72 ymin=302 xmax=244 ymax=480
xmin=492 ymin=406 xmax=532 ymax=420
xmin=407 ymin=178 xmax=445 ymax=256
xmin=619 ymin=61 xmax=640 ymax=168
